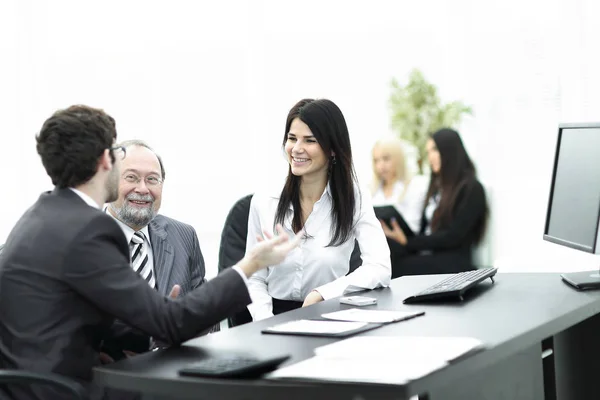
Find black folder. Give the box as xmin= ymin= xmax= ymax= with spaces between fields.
xmin=373 ymin=205 xmax=415 ymax=237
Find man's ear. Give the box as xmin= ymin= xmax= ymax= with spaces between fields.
xmin=98 ymin=149 xmax=112 ymax=172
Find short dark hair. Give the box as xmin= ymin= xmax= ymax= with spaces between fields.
xmin=36 ymin=105 xmax=117 ymax=188
xmin=118 ymin=139 xmax=166 ymax=180
xmin=275 ymin=98 xmax=357 ymax=247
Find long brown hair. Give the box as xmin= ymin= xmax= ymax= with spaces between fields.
xmin=425 ymin=128 xmax=487 ymax=243
xmin=275 ymin=99 xmax=358 ymax=246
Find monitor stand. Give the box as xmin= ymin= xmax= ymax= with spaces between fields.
xmin=560 ymin=270 xmax=600 ymax=290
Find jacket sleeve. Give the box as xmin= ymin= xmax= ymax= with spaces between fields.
xmin=405 ymin=180 xmax=486 ymax=251
xmin=189 ymin=227 xmax=206 ymax=290
xmin=63 ymin=214 xmax=250 ymax=346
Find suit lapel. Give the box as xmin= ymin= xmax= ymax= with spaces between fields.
xmin=149 ymin=218 xmax=175 ymax=296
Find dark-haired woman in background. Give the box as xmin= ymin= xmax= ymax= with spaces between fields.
xmin=380 ymin=128 xmax=488 ymax=278
xmin=246 ymin=99 xmax=391 ymax=321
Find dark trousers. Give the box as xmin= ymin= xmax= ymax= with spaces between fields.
xmin=272 ymin=298 xmax=303 ymax=315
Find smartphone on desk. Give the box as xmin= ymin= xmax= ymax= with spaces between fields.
xmin=339 ymin=296 xmax=377 ymax=306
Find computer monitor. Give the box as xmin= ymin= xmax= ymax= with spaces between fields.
xmin=543 ymin=122 xmax=600 ymax=289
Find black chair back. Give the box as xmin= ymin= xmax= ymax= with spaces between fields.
xmin=218 ymin=195 xmax=254 ymax=327
xmin=0 ymin=370 xmax=87 ymax=399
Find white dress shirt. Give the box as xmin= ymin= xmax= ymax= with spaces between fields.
xmin=69 ymin=188 xmax=100 ymax=209
xmin=371 ymin=176 xmax=429 ymax=233
xmin=246 ymin=184 xmax=391 ymax=321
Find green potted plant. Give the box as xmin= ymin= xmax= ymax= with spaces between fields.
xmin=389 ymin=69 xmax=473 ymax=174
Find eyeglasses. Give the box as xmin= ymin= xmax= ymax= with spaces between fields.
xmin=110 ymin=146 xmax=127 ymax=160
xmin=123 ymin=173 xmax=163 ymax=187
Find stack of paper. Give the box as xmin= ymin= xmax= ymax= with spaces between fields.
xmin=267 ymin=336 xmax=484 ymax=385
xmin=263 ymin=319 xmax=368 ymax=335
xmin=314 ymin=336 xmax=483 ymax=361
xmin=268 ymin=356 xmax=446 ymax=385
xmin=321 ymin=308 xmax=424 ymax=324
xmin=262 ymin=308 xmax=425 ymax=337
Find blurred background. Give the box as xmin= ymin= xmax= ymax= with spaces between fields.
xmin=1 ymin=0 xmax=598 ymax=277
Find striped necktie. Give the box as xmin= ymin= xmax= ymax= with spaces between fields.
xmin=130 ymin=231 xmax=156 ymax=289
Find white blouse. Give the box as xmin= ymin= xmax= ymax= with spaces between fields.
xmin=424 ymin=191 xmax=441 ymax=235
xmin=246 ymin=184 xmax=391 ymax=321
xmin=372 ymin=176 xmax=429 ymax=234
xmin=371 ymin=181 xmax=406 ymax=206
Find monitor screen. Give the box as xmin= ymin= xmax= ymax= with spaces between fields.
xmin=544 ymin=123 xmax=600 ymax=254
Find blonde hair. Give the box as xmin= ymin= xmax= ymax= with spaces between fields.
xmin=371 ymin=136 xmax=412 ymax=202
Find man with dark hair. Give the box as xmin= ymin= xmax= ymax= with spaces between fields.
xmin=36 ymin=104 xmax=120 ymax=196
xmin=103 ymin=140 xmax=217 ymax=360
xmin=0 ymin=105 xmax=300 ymax=400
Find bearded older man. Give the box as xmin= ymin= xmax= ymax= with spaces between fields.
xmin=103 ymin=139 xmax=216 ymax=361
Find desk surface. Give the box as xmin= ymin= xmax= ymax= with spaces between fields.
xmin=94 ymin=273 xmax=600 ymax=399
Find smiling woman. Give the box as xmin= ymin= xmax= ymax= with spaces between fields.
xmin=244 ymin=98 xmax=392 ymax=321
xmin=285 ymin=118 xmax=329 ymax=178
xmin=380 ymin=128 xmax=489 ymax=278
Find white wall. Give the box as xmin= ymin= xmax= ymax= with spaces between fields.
xmin=1 ymin=0 xmax=599 ymax=277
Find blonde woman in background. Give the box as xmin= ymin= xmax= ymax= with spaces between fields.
xmin=371 ymin=136 xmax=428 ymax=233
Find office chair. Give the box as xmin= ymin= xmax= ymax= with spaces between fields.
xmin=472 ymin=183 xmax=494 ymax=268
xmin=218 ymin=194 xmax=254 ymax=328
xmin=218 ymin=195 xmax=363 ymax=328
xmin=0 ymin=370 xmax=87 ymax=399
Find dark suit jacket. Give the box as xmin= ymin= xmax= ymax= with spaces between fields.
xmin=0 ymin=188 xmax=251 ymax=400
xmin=149 ymin=215 xmax=205 ymax=296
xmin=102 ymin=214 xmax=216 ymax=359
xmin=389 ymin=179 xmax=487 ymax=278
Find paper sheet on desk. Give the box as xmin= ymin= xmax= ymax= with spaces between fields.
xmin=315 ymin=336 xmax=484 ymax=362
xmin=268 ymin=356 xmax=446 ymax=384
xmin=265 ymin=320 xmax=368 ymax=334
xmin=268 ymin=336 xmax=484 ymax=385
xmin=322 ymin=308 xmax=424 ymax=324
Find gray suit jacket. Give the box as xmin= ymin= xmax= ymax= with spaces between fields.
xmin=102 ymin=215 xmax=217 ymax=360
xmin=148 ymin=215 xmax=205 ymax=296
xmin=0 ymin=189 xmax=251 ymax=400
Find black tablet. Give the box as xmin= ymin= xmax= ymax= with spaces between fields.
xmin=374 ymin=205 xmax=415 ymax=237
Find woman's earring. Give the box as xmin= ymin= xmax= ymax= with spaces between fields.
xmin=331 ymin=154 xmax=337 ymax=165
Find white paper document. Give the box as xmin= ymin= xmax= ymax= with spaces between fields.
xmin=268 ymin=356 xmax=446 ymax=384
xmin=321 ymin=308 xmax=424 ymax=324
xmin=314 ymin=336 xmax=484 ymax=361
xmin=264 ymin=319 xmax=368 ymax=334
xmin=268 ymin=336 xmax=484 ymax=385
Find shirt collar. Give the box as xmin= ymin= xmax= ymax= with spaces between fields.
xmin=69 ymin=188 xmax=101 ymax=209
xmin=324 ymin=183 xmax=332 ymax=198
xmin=281 ymin=182 xmax=332 ymax=211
